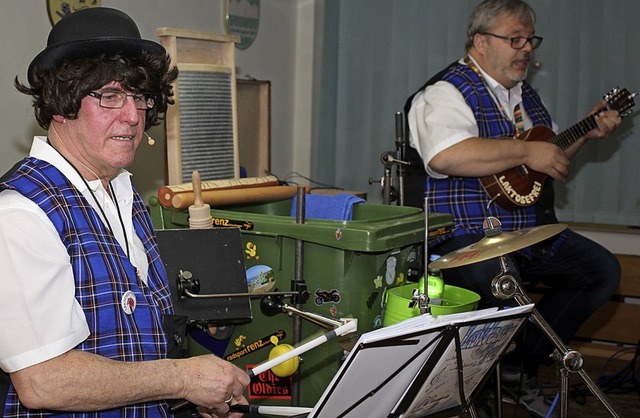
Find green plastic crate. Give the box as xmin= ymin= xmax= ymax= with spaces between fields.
xmin=148 ymin=196 xmax=453 ymax=407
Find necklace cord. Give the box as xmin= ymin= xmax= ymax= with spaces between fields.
xmin=59 ymin=151 xmax=131 ymax=259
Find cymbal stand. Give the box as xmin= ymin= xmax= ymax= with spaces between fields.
xmin=490 ymin=256 xmax=622 ymax=418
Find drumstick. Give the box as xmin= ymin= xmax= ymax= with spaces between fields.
xmin=247 ymin=320 xmax=357 ymax=378
xmin=230 ymin=404 xmax=313 ymax=416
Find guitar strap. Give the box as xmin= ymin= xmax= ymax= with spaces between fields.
xmin=513 ymin=104 xmax=525 ymax=135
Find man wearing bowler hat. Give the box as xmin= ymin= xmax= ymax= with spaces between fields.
xmin=0 ymin=8 xmax=249 ymax=417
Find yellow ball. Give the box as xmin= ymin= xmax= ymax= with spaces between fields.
xmin=268 ymin=344 xmax=299 ymax=377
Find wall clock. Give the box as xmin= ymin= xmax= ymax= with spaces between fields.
xmin=47 ymin=0 xmax=102 ymax=26
xmin=225 ymin=0 xmax=260 ymax=50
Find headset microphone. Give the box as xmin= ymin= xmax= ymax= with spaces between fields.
xmin=144 ymin=132 xmax=155 ymax=146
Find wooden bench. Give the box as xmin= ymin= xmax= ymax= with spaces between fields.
xmin=574 ymin=254 xmax=640 ymax=347
xmin=536 ymin=223 xmax=640 ymax=359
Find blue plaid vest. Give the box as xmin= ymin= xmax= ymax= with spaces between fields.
xmin=1 ymin=157 xmax=174 ymax=417
xmin=426 ymin=63 xmax=553 ymax=240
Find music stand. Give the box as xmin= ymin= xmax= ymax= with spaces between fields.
xmin=305 ymin=305 xmax=532 ymax=418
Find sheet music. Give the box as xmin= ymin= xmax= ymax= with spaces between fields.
xmin=308 ymin=305 xmax=533 ymax=418
xmin=396 ymin=307 xmax=529 ymax=417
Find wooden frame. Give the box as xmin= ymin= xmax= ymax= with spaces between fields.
xmin=236 ymin=79 xmax=271 ymax=178
xmin=156 ymin=28 xmax=240 ymax=185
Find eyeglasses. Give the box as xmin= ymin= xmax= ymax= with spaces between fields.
xmin=481 ymin=32 xmax=543 ymax=50
xmin=88 ymin=90 xmax=156 ymax=110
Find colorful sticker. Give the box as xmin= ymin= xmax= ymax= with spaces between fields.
xmin=225 ymin=330 xmax=286 ymax=362
xmin=314 ymin=288 xmax=341 ymax=305
xmin=335 ymin=228 xmax=343 ymax=240
xmin=246 ymin=265 xmax=276 ymax=293
xmin=247 ymin=367 xmax=293 ymax=400
xmin=245 ymin=241 xmax=260 ymax=260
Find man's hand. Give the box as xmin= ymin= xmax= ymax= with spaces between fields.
xmin=523 ymin=141 xmax=570 ymax=182
xmin=586 ymin=99 xmax=622 ymax=139
xmin=180 ymin=354 xmax=250 ymax=417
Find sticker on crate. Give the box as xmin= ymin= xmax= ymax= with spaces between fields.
xmin=385 ymin=255 xmax=398 ymax=285
xmin=374 ymin=275 xmax=383 ymax=288
xmin=225 ymin=330 xmax=286 ymax=362
xmin=247 ymin=366 xmax=293 ymax=400
xmin=314 ymin=288 xmax=341 ymax=305
xmin=245 ymin=241 xmax=260 ymax=260
xmin=246 ymin=264 xmax=276 ymax=293
xmin=212 ymin=216 xmax=255 ymax=230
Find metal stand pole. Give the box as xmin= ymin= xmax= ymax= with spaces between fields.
xmin=382 ymin=165 xmax=392 ymax=205
xmin=291 ymin=186 xmax=307 ymax=406
xmin=495 ymin=362 xmax=504 ymax=418
xmin=490 ymin=257 xmax=622 ymax=418
xmin=395 ymin=112 xmax=406 ymax=206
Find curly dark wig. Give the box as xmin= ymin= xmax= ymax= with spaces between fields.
xmin=15 ymin=51 xmax=179 ymax=130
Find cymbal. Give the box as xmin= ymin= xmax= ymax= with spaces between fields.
xmin=429 ymin=221 xmax=567 ymax=269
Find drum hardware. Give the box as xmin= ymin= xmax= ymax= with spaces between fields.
xmin=405 ymin=196 xmax=435 ymax=316
xmin=369 ymin=112 xmax=411 ymax=205
xmin=489 ymin=255 xmax=620 ymax=417
xmin=409 ymin=289 xmax=430 ymax=315
xmin=261 ymin=295 xmax=343 ymax=330
xmin=261 ymin=294 xmax=359 ymax=352
xmin=430 ymin=217 xmax=623 ymax=418
xmin=175 ymin=270 xmax=300 ymax=300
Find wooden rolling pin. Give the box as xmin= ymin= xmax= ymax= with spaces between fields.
xmin=157 ymin=175 xmax=280 ymax=208
xmin=171 ymin=185 xmax=304 ymax=210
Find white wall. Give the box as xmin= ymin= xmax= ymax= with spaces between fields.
xmin=573 ymin=229 xmax=640 ymax=257
xmin=0 ymin=0 xmax=313 ymax=202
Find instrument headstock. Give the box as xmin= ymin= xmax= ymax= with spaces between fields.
xmin=604 ymin=86 xmax=639 ymax=118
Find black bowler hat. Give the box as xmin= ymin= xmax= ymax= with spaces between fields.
xmin=28 ymin=7 xmax=165 ymax=84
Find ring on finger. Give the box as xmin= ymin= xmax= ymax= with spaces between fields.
xmin=225 ymin=395 xmax=234 ymax=404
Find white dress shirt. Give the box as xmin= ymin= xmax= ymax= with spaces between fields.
xmin=407 ymin=55 xmax=557 ymax=179
xmin=0 ymin=136 xmax=148 ymax=373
